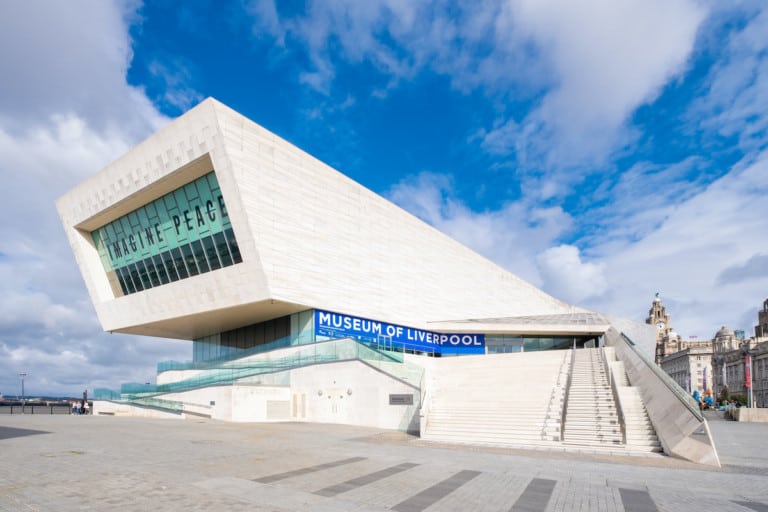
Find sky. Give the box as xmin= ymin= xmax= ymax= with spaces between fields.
xmin=0 ymin=0 xmax=767 ymax=398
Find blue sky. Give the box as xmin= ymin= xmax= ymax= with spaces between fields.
xmin=0 ymin=0 xmax=767 ymax=396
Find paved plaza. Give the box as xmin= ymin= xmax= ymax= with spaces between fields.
xmin=1 ymin=411 xmax=767 ymax=511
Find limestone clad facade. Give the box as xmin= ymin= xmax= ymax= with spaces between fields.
xmin=57 ymin=98 xmax=589 ymax=345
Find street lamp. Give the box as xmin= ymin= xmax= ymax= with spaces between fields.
xmin=19 ymin=373 xmax=26 ymax=414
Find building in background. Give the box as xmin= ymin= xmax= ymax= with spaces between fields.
xmin=648 ymin=293 xmax=712 ymax=363
xmin=661 ymin=343 xmax=713 ymax=395
xmin=711 ymin=300 xmax=768 ymax=407
xmin=649 ymin=294 xmax=714 ymax=396
xmin=756 ymin=299 xmax=768 ymax=338
xmin=649 ymin=294 xmax=768 ymax=406
xmin=648 ymin=293 xmax=685 ymax=364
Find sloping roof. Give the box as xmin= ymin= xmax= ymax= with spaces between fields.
xmin=427 ymin=312 xmax=611 ymax=335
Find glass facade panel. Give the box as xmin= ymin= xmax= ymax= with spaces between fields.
xmin=486 ymin=334 xmax=524 ymax=354
xmin=485 ymin=334 xmax=599 ymax=353
xmin=190 ymin=240 xmax=209 ymax=273
xmin=213 ymin=232 xmax=233 ymax=267
xmin=92 ymin=171 xmax=241 ymax=296
xmin=171 ymin=247 xmax=188 ymax=279
xmin=162 ymin=251 xmax=179 ymax=282
xmin=202 ymin=236 xmax=221 ymax=270
xmin=181 ymin=243 xmax=200 ymax=276
xmin=192 ymin=314 xmax=298 ymax=362
xmin=152 ymin=254 xmax=170 ymax=285
xmin=115 ymin=267 xmax=131 ymax=295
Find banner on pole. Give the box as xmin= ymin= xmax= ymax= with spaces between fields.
xmin=745 ymin=354 xmax=752 ymax=389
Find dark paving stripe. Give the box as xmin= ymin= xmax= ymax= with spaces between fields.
xmin=253 ymin=456 xmax=366 ymax=483
xmin=619 ymin=488 xmax=658 ymax=512
xmin=314 ymin=462 xmax=419 ymax=497
xmin=392 ymin=469 xmax=481 ymax=512
xmin=510 ymin=478 xmax=557 ymax=512
xmin=723 ymin=465 xmax=768 ymax=477
xmin=733 ymin=501 xmax=768 ymax=512
xmin=0 ymin=426 xmax=48 ymax=440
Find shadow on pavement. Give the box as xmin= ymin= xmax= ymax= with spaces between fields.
xmin=0 ymin=426 xmax=49 ymax=440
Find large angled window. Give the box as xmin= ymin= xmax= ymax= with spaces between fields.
xmin=92 ymin=171 xmax=242 ymax=296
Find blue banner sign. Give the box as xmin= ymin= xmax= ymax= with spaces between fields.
xmin=314 ymin=310 xmax=485 ymax=355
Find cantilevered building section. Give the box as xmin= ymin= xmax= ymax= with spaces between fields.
xmin=57 ymin=98 xmax=719 ymax=466
xmin=57 ymin=98 xmax=583 ymax=342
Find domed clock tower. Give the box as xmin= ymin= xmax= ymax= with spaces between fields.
xmin=647 ymin=293 xmax=674 ymax=364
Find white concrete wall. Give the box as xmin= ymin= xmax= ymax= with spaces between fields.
xmin=93 ymin=400 xmax=183 ymax=419
xmin=57 ymin=98 xmax=582 ymax=342
xmin=161 ymin=386 xmax=233 ymax=421
xmin=213 ymin=100 xmax=579 ymax=328
xmin=56 ymin=100 xmax=275 ymax=339
xmin=731 ymin=408 xmax=768 ymax=422
xmin=289 ymin=360 xmax=420 ymax=432
xmin=231 ymin=385 xmax=291 ymax=422
xmin=140 ymin=354 xmax=420 ymax=429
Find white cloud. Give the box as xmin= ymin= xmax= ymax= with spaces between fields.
xmin=245 ymin=0 xmax=286 ymax=44
xmin=0 ymin=0 xmax=186 ymax=397
xmin=0 ymin=0 xmax=165 ymax=138
xmin=689 ymin=5 xmax=768 ymax=153
xmin=488 ymin=0 xmax=707 ymax=175
xmin=387 ymin=172 xmax=572 ymax=285
xmin=717 ymin=253 xmax=768 ymax=285
xmin=385 ymin=151 xmax=768 ymax=343
xmin=480 ymin=118 xmax=520 ymax=156
xmin=537 ymin=245 xmax=607 ymax=303
xmin=147 ymin=59 xmax=204 ymax=113
xmin=242 ymin=1 xmax=524 ymax=96
xmin=576 ymin=156 xmax=707 ymax=250
xmin=582 ymin=151 xmax=768 ymax=339
xmin=243 ymin=0 xmax=706 ymax=178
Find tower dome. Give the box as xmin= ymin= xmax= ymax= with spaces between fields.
xmin=715 ymin=325 xmax=733 ymax=338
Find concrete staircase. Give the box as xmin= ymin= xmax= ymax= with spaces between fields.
xmin=608 ymin=356 xmax=663 ymax=453
xmin=563 ymin=348 xmax=623 ymax=447
xmin=421 ymin=351 xmax=570 ymax=447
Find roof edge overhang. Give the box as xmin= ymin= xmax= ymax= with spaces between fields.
xmin=427 ymin=312 xmax=612 ymax=336
xmin=108 ymin=299 xmax=309 ymax=341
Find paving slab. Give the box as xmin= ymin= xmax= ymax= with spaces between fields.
xmin=0 ymin=414 xmax=767 ymax=511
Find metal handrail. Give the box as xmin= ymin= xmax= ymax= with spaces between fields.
xmin=158 ymin=334 xmax=404 ymax=373
xmin=620 ymin=332 xmax=703 ymax=422
xmin=561 ymin=348 xmax=576 ymax=441
xmin=602 ymin=348 xmax=626 ymax=444
xmin=418 ymin=369 xmax=431 ymax=434
xmin=101 ymin=338 xmax=423 ymax=402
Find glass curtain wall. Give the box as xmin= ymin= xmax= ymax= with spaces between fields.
xmin=92 ymin=171 xmax=242 ymax=297
xmin=193 ymin=310 xmax=316 ymax=362
xmin=486 ymin=334 xmax=600 ymax=353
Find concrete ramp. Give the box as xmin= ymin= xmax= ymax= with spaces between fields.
xmin=605 ymin=328 xmax=720 ymax=466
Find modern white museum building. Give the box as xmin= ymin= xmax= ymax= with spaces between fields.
xmin=57 ymin=98 xmax=719 ymax=465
